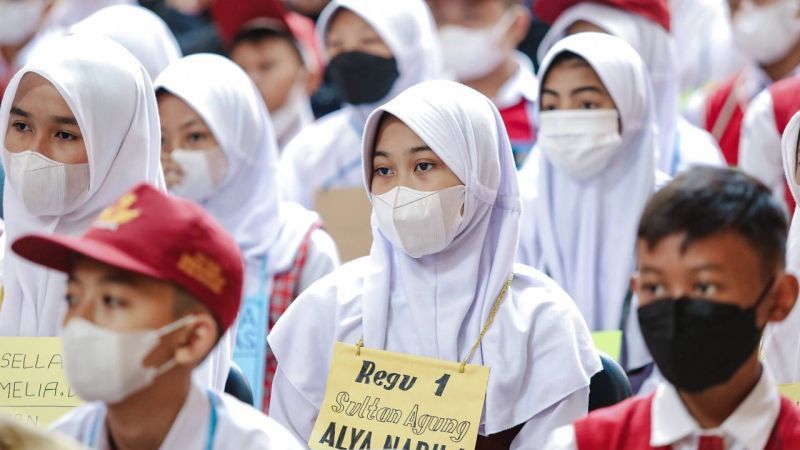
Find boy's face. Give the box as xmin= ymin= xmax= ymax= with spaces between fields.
xmin=64 ymin=257 xmax=216 ymax=369
xmin=231 ymin=36 xmax=309 ymax=113
xmin=635 ymin=230 xmax=794 ymax=327
xmin=325 ymin=9 xmax=392 ymax=60
xmin=428 ymin=0 xmax=508 ymax=29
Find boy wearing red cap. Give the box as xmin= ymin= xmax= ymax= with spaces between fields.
xmin=545 ymin=167 xmax=800 ymax=449
xmin=12 ymin=183 xmax=303 ymax=450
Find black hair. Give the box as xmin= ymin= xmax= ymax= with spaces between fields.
xmin=230 ymin=27 xmax=303 ymax=64
xmin=638 ymin=166 xmax=788 ymax=277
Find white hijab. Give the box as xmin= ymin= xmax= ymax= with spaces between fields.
xmin=0 ymin=35 xmax=163 ymax=336
xmin=70 ymin=4 xmax=182 ymax=81
xmin=763 ymin=111 xmax=800 ymax=383
xmin=316 ymin=0 xmax=442 ymax=123
xmin=154 ymin=54 xmax=317 ymax=289
xmin=270 ymin=80 xmax=599 ymax=434
xmin=538 ymin=3 xmax=677 ymax=175
xmin=519 ymin=33 xmax=656 ymax=342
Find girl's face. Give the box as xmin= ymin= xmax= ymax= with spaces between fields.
xmin=540 ymin=58 xmax=616 ymax=112
xmin=325 ymin=9 xmax=392 ymax=59
xmin=5 ymin=73 xmax=87 ymax=164
xmin=157 ymin=93 xmax=221 ymax=188
xmin=371 ymin=115 xmax=462 ymax=195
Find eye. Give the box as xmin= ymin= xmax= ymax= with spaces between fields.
xmin=374 ymin=167 xmax=393 ymax=177
xmin=187 ymin=132 xmax=207 ymax=143
xmin=65 ymin=293 xmax=78 ymax=307
xmin=640 ymin=282 xmax=667 ymax=297
xmin=580 ymin=101 xmax=598 ymax=110
xmin=12 ymin=121 xmax=31 ymax=133
xmin=55 ymin=131 xmax=78 ymax=141
xmin=415 ymin=162 xmax=435 ymax=172
xmin=102 ymin=295 xmax=125 ymax=309
xmin=693 ymin=282 xmax=719 ymax=297
xmin=541 ymin=104 xmax=557 ymax=111
xmin=362 ymin=36 xmax=383 ymax=46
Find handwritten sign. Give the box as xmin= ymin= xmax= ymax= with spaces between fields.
xmin=233 ymin=293 xmax=268 ymax=410
xmin=309 ymin=343 xmax=490 ymax=450
xmin=779 ymin=384 xmax=800 ymax=406
xmin=591 ymin=330 xmax=623 ymax=362
xmin=0 ymin=337 xmax=81 ymax=427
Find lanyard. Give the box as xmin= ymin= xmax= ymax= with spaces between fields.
xmin=86 ymin=390 xmax=220 ymax=450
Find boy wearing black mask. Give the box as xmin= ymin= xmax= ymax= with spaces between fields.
xmin=545 ymin=166 xmax=800 ymax=449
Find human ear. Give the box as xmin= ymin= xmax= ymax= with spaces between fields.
xmin=508 ymin=5 xmax=531 ymax=47
xmin=173 ymin=314 xmax=219 ymax=367
xmin=765 ymin=273 xmax=799 ymax=324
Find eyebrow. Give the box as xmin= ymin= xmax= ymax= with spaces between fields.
xmin=571 ymin=86 xmax=605 ymax=96
xmin=9 ymin=105 xmax=78 ymax=126
xmin=373 ymin=145 xmax=433 ymax=159
xmin=689 ymin=263 xmax=725 ymax=273
xmin=100 ymin=271 xmax=140 ymax=287
xmin=638 ymin=266 xmax=662 ymax=275
xmin=10 ymin=106 xmax=28 ymax=117
xmin=180 ymin=118 xmax=200 ymax=129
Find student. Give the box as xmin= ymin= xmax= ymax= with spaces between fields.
xmin=763 ymin=110 xmax=800 ymax=384
xmin=10 ymin=183 xmax=305 ymax=449
xmin=0 ymin=0 xmax=56 ymax=98
xmin=545 ymin=166 xmax=800 ymax=449
xmin=279 ymin=0 xmax=441 ymax=208
xmin=219 ymin=0 xmax=320 ymax=150
xmin=739 ymin=76 xmax=800 ymax=212
xmin=155 ymin=53 xmax=339 ymax=404
xmin=535 ymin=0 xmax=724 ymax=175
xmin=70 ymin=4 xmax=183 ymax=81
xmin=0 ymin=35 xmax=163 ymax=336
xmin=517 ymin=33 xmax=654 ymax=372
xmin=693 ymin=0 xmax=800 ymax=166
xmin=269 ymin=80 xmax=601 ymax=448
xmin=428 ymin=0 xmax=537 ymax=167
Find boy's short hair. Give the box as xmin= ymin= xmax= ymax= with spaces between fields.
xmin=638 ymin=167 xmax=788 ymax=277
xmin=231 ymin=26 xmax=304 ymax=64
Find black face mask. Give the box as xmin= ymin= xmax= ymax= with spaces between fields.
xmin=327 ymin=51 xmax=399 ymax=105
xmin=638 ymin=278 xmax=774 ymax=393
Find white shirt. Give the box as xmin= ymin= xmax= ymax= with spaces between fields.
xmin=740 ymin=88 xmax=788 ymax=209
xmin=299 ymin=228 xmax=340 ymax=294
xmin=494 ymin=52 xmax=538 ymax=111
xmin=49 ymin=380 xmax=305 ymax=450
xmin=544 ymin=370 xmax=781 ymax=450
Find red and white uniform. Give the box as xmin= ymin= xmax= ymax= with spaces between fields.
xmin=495 ymin=52 xmax=538 ymax=168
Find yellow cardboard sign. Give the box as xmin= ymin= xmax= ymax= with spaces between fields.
xmin=591 ymin=330 xmax=623 ymax=362
xmin=0 ymin=337 xmax=81 ymax=427
xmin=309 ymin=343 xmax=490 ymax=450
xmin=779 ymin=383 xmax=800 ymax=406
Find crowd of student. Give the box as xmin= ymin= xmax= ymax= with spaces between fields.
xmin=1 ymin=0 xmax=800 ymax=449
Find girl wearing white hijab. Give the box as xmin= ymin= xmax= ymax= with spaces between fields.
xmin=518 ymin=33 xmax=656 ymax=371
xmin=269 ymin=80 xmax=600 ymax=448
xmin=763 ymin=110 xmax=800 ymax=383
xmin=70 ymin=4 xmax=182 ymax=81
xmin=0 ymin=34 xmax=163 ymax=336
xmin=279 ymin=0 xmax=441 ymax=208
xmin=537 ymin=2 xmax=723 ymax=175
xmin=155 ymin=54 xmax=339 ymax=400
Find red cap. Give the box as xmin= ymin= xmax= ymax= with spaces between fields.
xmin=12 ymin=183 xmax=244 ymax=332
xmin=534 ymin=0 xmax=671 ymax=32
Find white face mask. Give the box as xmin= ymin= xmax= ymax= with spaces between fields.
xmin=0 ymin=0 xmax=46 ymax=46
xmin=538 ymin=109 xmax=623 ymax=181
xmin=733 ymin=0 xmax=800 ymax=65
xmin=6 ymin=150 xmax=90 ymax=216
xmin=168 ymin=148 xmax=227 ymax=202
xmin=373 ymin=185 xmax=465 ymax=258
xmin=61 ymin=315 xmax=197 ymax=404
xmin=438 ymin=11 xmax=516 ymax=81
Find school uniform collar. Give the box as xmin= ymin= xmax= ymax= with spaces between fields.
xmin=651 ymin=367 xmax=780 ymax=450
xmin=494 ymin=51 xmax=539 ymax=110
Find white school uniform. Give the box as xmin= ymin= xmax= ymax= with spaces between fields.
xmin=49 ymin=380 xmax=305 ymax=450
xmin=538 ymin=2 xmax=723 ymax=175
xmin=279 ymin=0 xmax=442 ymax=208
xmin=269 ymin=80 xmax=601 ymax=448
xmin=0 ymin=35 xmax=164 ymax=336
xmin=762 ymin=111 xmax=800 ymax=383
xmin=518 ymin=33 xmax=655 ymax=370
xmin=70 ymin=4 xmax=182 ymax=81
xmin=544 ymin=369 xmax=782 ymax=450
xmin=154 ymin=54 xmax=339 ymax=390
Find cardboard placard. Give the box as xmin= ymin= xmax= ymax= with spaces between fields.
xmin=779 ymin=384 xmax=800 ymax=406
xmin=313 ymin=188 xmax=373 ymax=262
xmin=309 ymin=343 xmax=490 ymax=450
xmin=232 ymin=293 xmax=268 ymax=410
xmin=591 ymin=330 xmax=623 ymax=362
xmin=0 ymin=337 xmax=81 ymax=427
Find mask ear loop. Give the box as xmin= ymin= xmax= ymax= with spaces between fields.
xmin=750 ymin=276 xmax=777 ymax=312
xmin=152 ymin=314 xmax=200 ymax=376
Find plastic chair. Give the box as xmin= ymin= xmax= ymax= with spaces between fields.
xmin=224 ymin=362 xmax=255 ymax=406
xmin=588 ymin=352 xmax=633 ymax=411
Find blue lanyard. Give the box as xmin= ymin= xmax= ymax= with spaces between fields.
xmin=86 ymin=390 xmax=219 ymax=450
